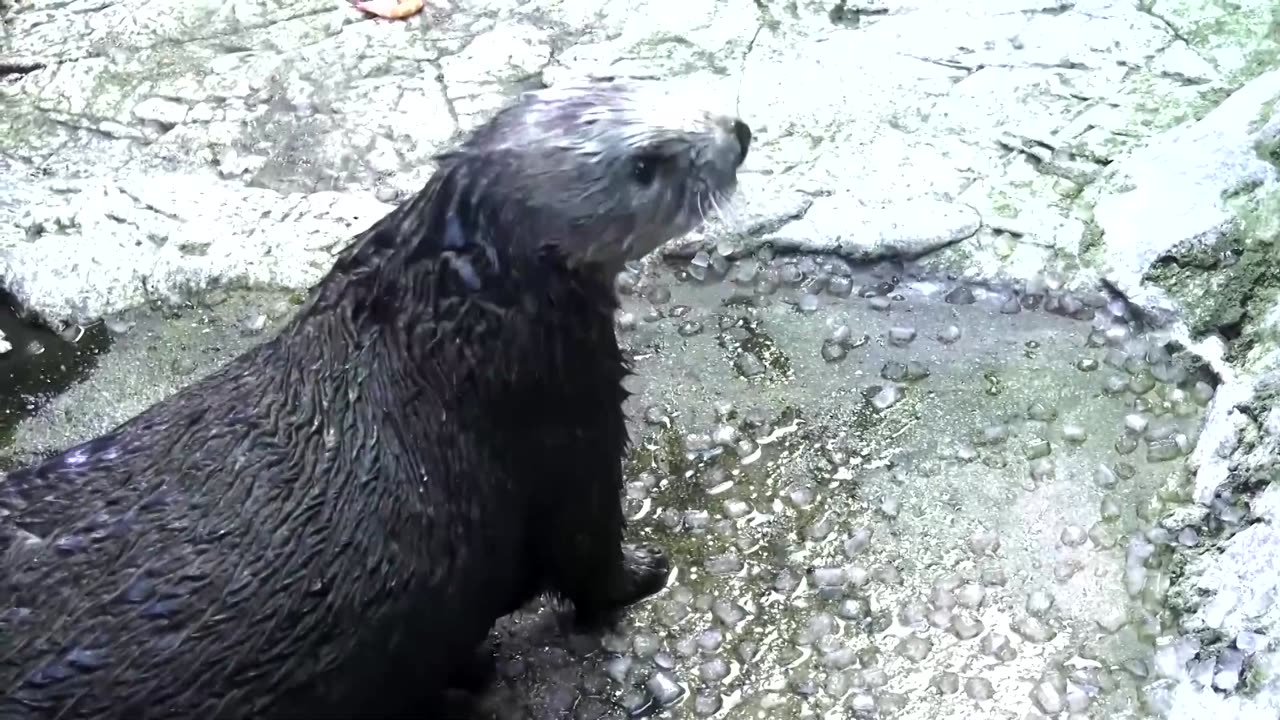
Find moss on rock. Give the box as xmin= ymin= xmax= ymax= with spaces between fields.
xmin=1145 ymin=182 xmax=1280 ymax=341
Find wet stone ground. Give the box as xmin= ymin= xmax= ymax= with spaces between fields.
xmin=1 ymin=250 xmax=1219 ymax=720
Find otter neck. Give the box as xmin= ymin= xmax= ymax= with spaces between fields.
xmin=293 ymin=165 xmax=622 ymax=339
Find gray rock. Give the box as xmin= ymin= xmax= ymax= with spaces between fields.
xmin=0 ymin=174 xmax=392 ymax=325
xmin=761 ymin=195 xmax=981 ymax=260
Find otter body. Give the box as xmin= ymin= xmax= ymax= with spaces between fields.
xmin=0 ymin=81 xmax=749 ymax=719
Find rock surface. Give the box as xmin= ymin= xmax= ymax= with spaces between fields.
xmin=1 ymin=0 xmax=1275 ymax=327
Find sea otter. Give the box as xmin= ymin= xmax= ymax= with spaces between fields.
xmin=0 ymin=80 xmax=751 ymax=719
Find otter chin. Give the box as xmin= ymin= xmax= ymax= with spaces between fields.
xmin=0 ymin=79 xmax=750 ymax=719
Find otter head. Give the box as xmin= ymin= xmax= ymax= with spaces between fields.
xmin=432 ymin=80 xmax=751 ymax=276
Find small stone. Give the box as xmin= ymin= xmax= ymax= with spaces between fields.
xmin=879 ymin=496 xmax=901 ymax=518
xmin=705 ymin=554 xmax=744 ymax=576
xmin=1096 ymin=608 xmax=1128 ymax=633
xmin=1236 ymin=631 xmax=1267 ymax=654
xmin=838 ymin=597 xmax=871 ymax=621
xmin=822 ymin=339 xmax=848 ymax=362
xmin=981 ymin=632 xmax=1017 ymax=661
xmin=931 ymin=672 xmax=961 ymax=694
xmin=1061 ymin=424 xmax=1087 ymax=444
xmin=632 ymin=631 xmax=662 ymax=658
xmin=895 ymin=635 xmax=932 ymax=662
xmin=1031 ymin=680 xmax=1065 ymax=714
xmin=1074 ymin=356 xmax=1099 ymax=372
xmin=849 ymin=691 xmax=877 ymax=713
xmin=888 ymin=326 xmax=917 ymax=346
xmin=698 ymin=659 xmax=731 ymax=683
xmin=241 ymin=314 xmax=268 ymax=334
xmin=945 ymin=286 xmax=976 ymax=305
xmin=845 ymin=527 xmax=873 ymax=557
xmin=1060 ymin=525 xmax=1088 ymax=547
xmin=1025 ymin=590 xmax=1055 ymax=617
xmin=1014 ymin=615 xmax=1058 ymax=643
xmin=955 ymin=583 xmax=986 ymax=608
xmin=969 ymin=528 xmax=1001 ymax=555
xmin=693 ymin=693 xmax=722 ymax=716
xmin=965 ymin=676 xmax=995 ymax=700
xmin=821 ymin=646 xmax=858 ymax=670
xmin=678 ymin=320 xmax=704 ymax=337
xmin=734 ymin=352 xmax=767 ymax=378
xmin=870 ymin=385 xmax=904 ymax=411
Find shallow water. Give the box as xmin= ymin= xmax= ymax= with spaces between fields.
xmin=0 ymin=290 xmax=110 ymax=457
xmin=0 ymin=289 xmax=297 ymax=468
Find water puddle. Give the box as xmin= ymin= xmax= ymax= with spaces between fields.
xmin=0 ymin=289 xmax=296 ymax=466
xmin=0 ymin=290 xmax=111 ymax=457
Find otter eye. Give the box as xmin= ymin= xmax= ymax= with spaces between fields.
xmin=631 ymin=154 xmax=663 ymax=186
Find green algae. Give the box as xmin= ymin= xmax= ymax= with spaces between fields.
xmin=1141 ymin=180 xmax=1279 ymax=342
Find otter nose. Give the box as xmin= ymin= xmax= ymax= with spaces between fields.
xmin=732 ymin=119 xmax=752 ymax=166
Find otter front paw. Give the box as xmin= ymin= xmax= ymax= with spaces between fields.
xmin=570 ymin=543 xmax=670 ymax=632
xmin=618 ymin=543 xmax=671 ymax=604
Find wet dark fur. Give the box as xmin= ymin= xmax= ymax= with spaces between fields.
xmin=0 ymin=83 xmax=751 ymax=719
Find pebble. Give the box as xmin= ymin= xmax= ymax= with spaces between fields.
xmin=693 ymin=693 xmax=721 ymax=716
xmin=932 ymin=672 xmax=961 ymax=694
xmin=945 ymin=286 xmax=976 ymax=305
xmin=950 ymin=612 xmax=985 ymax=640
xmin=895 ymin=635 xmax=933 ymax=661
xmin=965 ymin=676 xmax=995 ymax=700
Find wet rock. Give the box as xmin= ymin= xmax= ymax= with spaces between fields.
xmin=1089 ymin=69 xmax=1280 ymax=330
xmin=0 ymin=176 xmax=390 ymax=326
xmin=762 ymin=196 xmax=981 ymax=260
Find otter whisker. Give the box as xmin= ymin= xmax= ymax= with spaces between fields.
xmin=707 ymin=191 xmax=728 ymax=225
xmin=695 ymin=189 xmax=711 ymax=227
xmin=713 ymin=191 xmax=746 ymax=235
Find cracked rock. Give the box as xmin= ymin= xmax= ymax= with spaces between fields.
xmin=0 ymin=174 xmax=392 ymax=326
xmin=761 ymin=195 xmax=982 ymax=260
